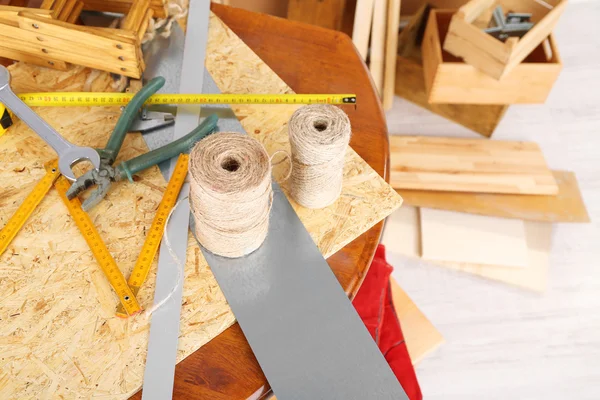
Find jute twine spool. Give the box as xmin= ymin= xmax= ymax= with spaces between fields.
xmin=189 ymin=132 xmax=272 ymax=258
xmin=288 ymin=104 xmax=351 ymax=209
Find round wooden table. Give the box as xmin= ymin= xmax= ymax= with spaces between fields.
xmin=133 ymin=4 xmax=391 ymax=399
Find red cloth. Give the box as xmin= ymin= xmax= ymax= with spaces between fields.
xmin=352 ymin=244 xmax=422 ymax=400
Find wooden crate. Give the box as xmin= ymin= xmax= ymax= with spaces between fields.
xmin=422 ymin=9 xmax=562 ymax=105
xmin=443 ymin=0 xmax=567 ymax=80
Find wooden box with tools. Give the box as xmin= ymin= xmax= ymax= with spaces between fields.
xmin=442 ymin=0 xmax=567 ymax=80
xmin=422 ymin=9 xmax=562 ymax=105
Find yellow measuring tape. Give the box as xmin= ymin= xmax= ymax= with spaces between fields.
xmin=0 ymin=160 xmax=60 ymax=256
xmin=16 ymin=93 xmax=357 ymax=107
xmin=55 ymin=175 xmax=142 ymax=316
xmin=115 ymin=154 xmax=189 ymax=317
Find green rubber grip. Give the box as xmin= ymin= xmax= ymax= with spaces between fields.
xmin=102 ymin=77 xmax=165 ymax=164
xmin=116 ymin=113 xmax=218 ymax=182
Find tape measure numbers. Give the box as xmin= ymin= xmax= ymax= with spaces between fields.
xmin=16 ymin=93 xmax=357 ymax=107
xmin=0 ymin=160 xmax=60 ymax=256
xmin=55 ymin=177 xmax=142 ymax=316
xmin=115 ymin=154 xmax=189 ymax=317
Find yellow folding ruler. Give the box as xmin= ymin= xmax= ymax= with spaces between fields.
xmin=16 ymin=93 xmax=357 ymax=107
xmin=115 ymin=154 xmax=189 ymax=317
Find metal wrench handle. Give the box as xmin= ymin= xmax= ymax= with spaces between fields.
xmin=0 ymin=66 xmax=100 ymax=181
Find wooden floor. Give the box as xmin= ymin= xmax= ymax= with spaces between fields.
xmin=384 ymin=2 xmax=600 ymax=399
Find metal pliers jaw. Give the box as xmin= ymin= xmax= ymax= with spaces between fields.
xmin=65 ymin=158 xmax=117 ymax=211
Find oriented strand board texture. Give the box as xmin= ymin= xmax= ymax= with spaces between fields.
xmin=0 ymin=12 xmax=402 ymax=400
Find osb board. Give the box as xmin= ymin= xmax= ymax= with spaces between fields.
xmin=0 ymin=12 xmax=403 ymax=400
xmin=390 ymin=135 xmax=558 ymax=195
xmin=390 ymin=277 xmax=444 ymax=365
xmin=398 ymin=170 xmax=590 ymax=223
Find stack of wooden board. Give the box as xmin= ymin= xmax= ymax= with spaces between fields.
xmin=351 ymin=0 xmax=401 ymax=109
xmin=385 ymin=135 xmax=589 ymax=292
xmin=0 ymin=1 xmax=154 ymax=77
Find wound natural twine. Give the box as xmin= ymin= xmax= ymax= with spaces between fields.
xmin=288 ymin=104 xmax=351 ymax=209
xmin=189 ymin=132 xmax=273 ymax=258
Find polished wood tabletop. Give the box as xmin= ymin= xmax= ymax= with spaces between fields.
xmin=132 ymin=4 xmax=390 ymax=399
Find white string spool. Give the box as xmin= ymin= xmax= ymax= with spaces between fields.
xmin=288 ymin=104 xmax=351 ymax=209
xmin=189 ymin=132 xmax=272 ymax=258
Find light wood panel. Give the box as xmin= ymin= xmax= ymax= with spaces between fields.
xmin=390 ymin=277 xmax=444 ymax=364
xmin=389 ymin=135 xmax=558 ymax=195
xmin=0 ymin=12 xmax=402 ymax=399
xmin=382 ymin=0 xmax=401 ymax=109
xmin=382 ymin=206 xmax=551 ymax=292
xmin=351 ymin=0 xmax=375 ymax=60
xmin=369 ymin=0 xmax=386 ymax=95
xmin=420 ymin=208 xmax=529 ymax=268
xmin=398 ymin=170 xmax=590 ymax=223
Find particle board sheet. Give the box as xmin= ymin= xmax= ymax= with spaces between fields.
xmin=390 ymin=277 xmax=444 ymax=365
xmin=0 ymin=12 xmax=403 ymax=399
xmin=398 ymin=170 xmax=590 ymax=223
xmin=420 ymin=208 xmax=529 ymax=268
xmin=382 ymin=206 xmax=551 ymax=292
xmin=390 ymin=135 xmax=559 ymax=195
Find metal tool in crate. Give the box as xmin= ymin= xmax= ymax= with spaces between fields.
xmin=484 ymin=6 xmax=534 ymax=41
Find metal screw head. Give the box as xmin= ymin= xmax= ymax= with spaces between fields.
xmin=32 ymin=23 xmax=39 ymax=29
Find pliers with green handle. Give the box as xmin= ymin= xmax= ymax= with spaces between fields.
xmin=66 ymin=76 xmax=218 ymax=211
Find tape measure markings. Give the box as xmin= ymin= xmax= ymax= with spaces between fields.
xmin=16 ymin=93 xmax=357 ymax=107
xmin=55 ymin=177 xmax=142 ymax=316
xmin=115 ymin=154 xmax=189 ymax=317
xmin=0 ymin=160 xmax=60 ymax=257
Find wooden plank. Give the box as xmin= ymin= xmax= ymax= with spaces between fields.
xmin=50 ymin=0 xmax=66 ymax=19
xmin=16 ymin=12 xmax=143 ymax=78
xmin=122 ymin=0 xmax=150 ymax=31
xmin=369 ymin=0 xmax=386 ymax=95
xmin=287 ymin=0 xmax=348 ymax=30
xmin=390 ymin=135 xmax=558 ymax=195
xmin=0 ymin=12 xmax=403 ymax=399
xmin=420 ymin=208 xmax=529 ymax=268
xmin=382 ymin=0 xmax=401 ymax=109
xmin=390 ymin=277 xmax=444 ymax=365
xmin=438 ymin=221 xmax=552 ymax=293
xmin=398 ymin=170 xmax=590 ymax=223
xmin=66 ymin=0 xmax=84 ymax=24
xmin=40 ymin=0 xmax=56 ymax=9
xmin=57 ymin=0 xmax=76 ymax=21
xmin=0 ymin=44 xmax=69 ymax=70
xmin=382 ymin=206 xmax=551 ymax=292
xmin=351 ymin=0 xmax=375 ymax=60
xmin=137 ymin=8 xmax=153 ymax=41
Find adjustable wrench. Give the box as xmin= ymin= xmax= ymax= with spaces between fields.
xmin=0 ymin=66 xmax=100 ymax=181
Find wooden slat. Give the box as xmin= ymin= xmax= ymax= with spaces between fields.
xmin=66 ymin=0 xmax=84 ymax=24
xmin=382 ymin=0 xmax=401 ymax=109
xmin=122 ymin=0 xmax=150 ymax=31
xmin=351 ymin=0 xmax=375 ymax=60
xmin=398 ymin=170 xmax=590 ymax=223
xmin=57 ymin=0 xmax=77 ymax=21
xmin=14 ymin=12 xmax=143 ymax=77
xmin=137 ymin=8 xmax=153 ymax=41
xmin=40 ymin=0 xmax=56 ymax=9
xmin=0 ymin=44 xmax=68 ymax=70
xmin=369 ymin=0 xmax=386 ymax=96
xmin=50 ymin=0 xmax=67 ymax=19
xmin=389 ymin=135 xmax=559 ymax=195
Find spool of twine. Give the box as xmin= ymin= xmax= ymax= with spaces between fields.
xmin=288 ymin=104 xmax=351 ymax=209
xmin=189 ymin=132 xmax=272 ymax=258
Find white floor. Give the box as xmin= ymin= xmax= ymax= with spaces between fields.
xmin=384 ymin=2 xmax=600 ymax=399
